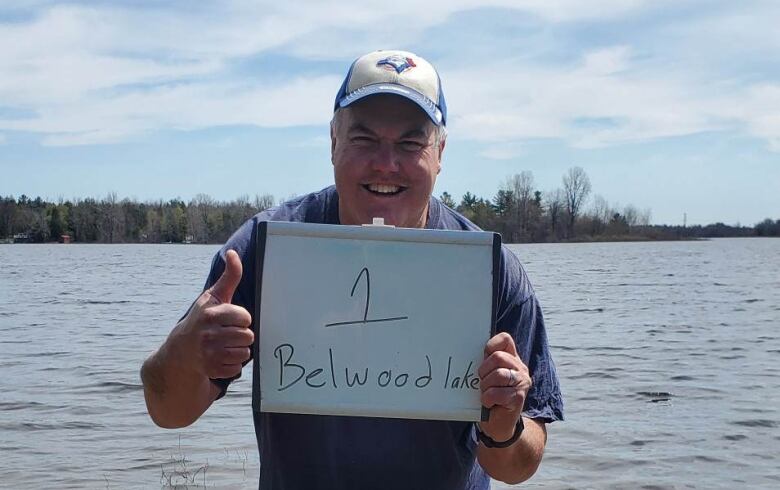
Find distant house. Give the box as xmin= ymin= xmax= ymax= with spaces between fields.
xmin=60 ymin=235 xmax=72 ymax=244
xmin=13 ymin=233 xmax=30 ymax=244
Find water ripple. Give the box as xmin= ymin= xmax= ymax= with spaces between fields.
xmin=732 ymin=419 xmax=778 ymax=428
xmin=635 ymin=391 xmax=674 ymax=402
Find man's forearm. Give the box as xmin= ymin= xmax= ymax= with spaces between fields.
xmin=141 ymin=335 xmax=219 ymax=429
xmin=476 ymin=417 xmax=547 ymax=484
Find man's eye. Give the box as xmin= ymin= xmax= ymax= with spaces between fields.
xmin=352 ymin=137 xmax=375 ymax=146
xmin=400 ymin=141 xmax=424 ymax=152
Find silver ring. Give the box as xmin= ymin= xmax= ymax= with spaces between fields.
xmin=507 ymin=369 xmax=516 ymax=387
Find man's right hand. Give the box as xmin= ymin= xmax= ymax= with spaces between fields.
xmin=171 ymin=249 xmax=254 ymax=379
xmin=141 ymin=249 xmax=253 ymax=428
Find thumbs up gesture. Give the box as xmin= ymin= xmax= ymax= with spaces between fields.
xmin=173 ymin=249 xmax=254 ymax=380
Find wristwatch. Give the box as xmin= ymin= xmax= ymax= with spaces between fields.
xmin=475 ymin=419 xmax=524 ymax=448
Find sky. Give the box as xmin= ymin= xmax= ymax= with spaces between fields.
xmin=1 ymin=0 xmax=778 ymax=226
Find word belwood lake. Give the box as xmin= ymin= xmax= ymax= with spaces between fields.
xmin=270 ymin=343 xmax=481 ymax=392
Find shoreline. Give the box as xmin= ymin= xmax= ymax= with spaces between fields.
xmin=4 ymin=236 xmax=775 ymax=246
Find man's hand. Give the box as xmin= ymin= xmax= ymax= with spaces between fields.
xmin=141 ymin=249 xmax=253 ymax=428
xmin=171 ymin=249 xmax=254 ymax=379
xmin=477 ymin=332 xmax=532 ymax=442
xmin=475 ymin=332 xmax=545 ymax=484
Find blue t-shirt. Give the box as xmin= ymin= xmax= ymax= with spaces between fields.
xmin=203 ymin=185 xmax=563 ymax=490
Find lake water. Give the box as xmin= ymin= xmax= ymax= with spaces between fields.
xmin=1 ymin=238 xmax=778 ymax=489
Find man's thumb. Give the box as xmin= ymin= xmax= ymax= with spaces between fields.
xmin=210 ymin=249 xmax=242 ymax=304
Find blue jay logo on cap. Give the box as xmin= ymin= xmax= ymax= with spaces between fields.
xmin=376 ymin=55 xmax=417 ymax=74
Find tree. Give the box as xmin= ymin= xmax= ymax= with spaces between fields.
xmin=755 ymin=218 xmax=780 ymax=236
xmin=122 ymin=199 xmax=147 ymax=242
xmin=623 ymin=204 xmax=639 ymax=230
xmin=533 ymin=191 xmax=542 ymax=207
xmin=188 ymin=194 xmax=214 ymax=243
xmin=492 ymin=189 xmax=516 ymax=241
xmin=528 ymin=190 xmax=544 ymax=241
xmin=505 ymin=172 xmax=535 ymax=240
xmin=0 ymin=197 xmax=18 ymax=238
xmin=588 ymin=195 xmax=611 ymax=235
xmin=456 ymin=192 xmax=496 ymax=231
xmin=439 ymin=191 xmax=456 ymax=209
xmin=99 ymin=192 xmax=125 ymax=243
xmin=70 ymin=198 xmax=99 ymax=242
xmin=545 ymin=189 xmax=565 ymax=240
xmin=143 ymin=206 xmax=163 ymax=242
xmin=469 ymin=198 xmax=497 ymax=232
xmin=638 ymin=208 xmax=652 ymax=227
xmin=254 ymin=194 xmax=275 ymax=212
xmin=492 ymin=189 xmax=514 ymax=217
xmin=458 ymin=192 xmax=478 ymax=212
xmin=608 ymin=212 xmax=629 ymax=235
xmin=162 ymin=204 xmax=187 ymax=242
xmin=49 ymin=205 xmax=67 ymax=239
xmin=30 ymin=213 xmax=48 ymax=241
xmin=562 ymin=167 xmax=591 ymax=239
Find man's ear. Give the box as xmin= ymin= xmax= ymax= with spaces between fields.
xmin=437 ymin=137 xmax=446 ymax=174
xmin=330 ymin=124 xmax=336 ymax=165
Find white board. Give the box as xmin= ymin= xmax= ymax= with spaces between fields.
xmin=251 ymin=221 xmax=499 ymax=422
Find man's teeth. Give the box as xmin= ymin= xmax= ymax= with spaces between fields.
xmin=368 ymin=184 xmax=401 ymax=194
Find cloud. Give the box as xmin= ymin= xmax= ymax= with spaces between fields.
xmin=446 ymin=44 xmax=779 ymax=150
xmin=0 ymin=0 xmax=778 ymax=151
xmin=292 ymin=135 xmax=331 ymax=148
xmin=19 ymin=75 xmax=341 ymax=146
xmin=479 ymin=142 xmax=525 ymax=160
xmin=740 ymin=84 xmax=780 ymax=152
xmin=581 ymin=46 xmax=632 ymax=76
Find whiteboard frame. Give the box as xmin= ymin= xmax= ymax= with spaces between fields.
xmin=251 ymin=220 xmax=501 ymax=422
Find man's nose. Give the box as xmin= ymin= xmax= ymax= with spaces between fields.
xmin=370 ymin=142 xmax=400 ymax=173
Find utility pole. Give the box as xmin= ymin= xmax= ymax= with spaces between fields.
xmin=683 ymin=212 xmax=687 ymax=228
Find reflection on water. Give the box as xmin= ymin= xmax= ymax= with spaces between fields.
xmin=1 ymin=239 xmax=778 ymax=489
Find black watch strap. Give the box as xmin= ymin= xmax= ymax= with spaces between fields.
xmin=476 ymin=418 xmax=524 ymax=448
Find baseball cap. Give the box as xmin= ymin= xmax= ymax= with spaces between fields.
xmin=333 ymin=50 xmax=447 ymax=126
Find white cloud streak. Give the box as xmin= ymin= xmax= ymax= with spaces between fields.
xmin=447 ymin=42 xmax=780 ymax=155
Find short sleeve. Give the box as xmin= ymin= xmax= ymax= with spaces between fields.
xmin=495 ymin=248 xmax=564 ymax=423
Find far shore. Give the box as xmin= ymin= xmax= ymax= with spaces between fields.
xmin=5 ymin=235 xmax=772 ymax=246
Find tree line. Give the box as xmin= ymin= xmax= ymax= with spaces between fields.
xmin=446 ymin=167 xmax=776 ymax=241
xmin=0 ymin=193 xmax=275 ymax=244
xmin=2 ymin=167 xmax=778 ymax=244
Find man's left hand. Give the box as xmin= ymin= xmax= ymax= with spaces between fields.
xmin=477 ymin=332 xmax=532 ymax=443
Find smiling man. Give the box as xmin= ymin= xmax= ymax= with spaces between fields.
xmin=141 ymin=49 xmax=563 ymax=489
xmin=332 ymin=95 xmax=442 ymax=228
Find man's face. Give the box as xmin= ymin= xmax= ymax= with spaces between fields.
xmin=331 ymin=95 xmax=444 ymax=228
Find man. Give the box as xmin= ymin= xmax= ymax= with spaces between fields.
xmin=141 ymin=49 xmax=563 ymax=489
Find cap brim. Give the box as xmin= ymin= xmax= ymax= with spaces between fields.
xmin=338 ymin=83 xmax=444 ymax=126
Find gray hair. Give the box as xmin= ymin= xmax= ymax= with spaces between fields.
xmin=331 ymin=107 xmax=447 ymax=150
